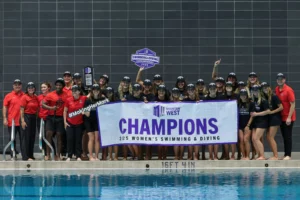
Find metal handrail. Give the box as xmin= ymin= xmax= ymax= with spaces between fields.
xmin=39 ymin=119 xmax=55 ymax=160
xmin=3 ymin=119 xmax=16 ymax=161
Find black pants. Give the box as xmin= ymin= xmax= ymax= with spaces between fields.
xmin=66 ymin=124 xmax=83 ymax=158
xmin=20 ymin=114 xmax=37 ymax=160
xmin=280 ymin=121 xmax=294 ymax=157
xmin=37 ymin=118 xmax=56 ymax=156
xmin=7 ymin=126 xmax=21 ymax=157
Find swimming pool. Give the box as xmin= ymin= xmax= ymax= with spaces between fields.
xmin=0 ymin=169 xmax=299 ymax=199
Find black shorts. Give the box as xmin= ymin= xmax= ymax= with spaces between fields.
xmin=46 ymin=115 xmax=64 ymax=133
xmin=84 ymin=118 xmax=98 ymax=132
xmin=268 ymin=115 xmax=282 ymax=127
xmin=252 ymin=122 xmax=268 ymax=129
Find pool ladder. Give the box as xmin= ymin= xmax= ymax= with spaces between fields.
xmin=2 ymin=120 xmax=16 ymax=161
xmin=2 ymin=119 xmax=55 ymax=161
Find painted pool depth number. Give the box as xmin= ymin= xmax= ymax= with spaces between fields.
xmin=162 ymin=161 xmax=195 ymax=169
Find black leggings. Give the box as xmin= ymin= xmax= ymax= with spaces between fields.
xmin=280 ymin=121 xmax=294 ymax=157
xmin=20 ymin=114 xmax=37 ymax=160
xmin=66 ymin=124 xmax=83 ymax=158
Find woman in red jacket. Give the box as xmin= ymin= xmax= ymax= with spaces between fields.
xmin=20 ymin=82 xmax=39 ymax=161
xmin=64 ymin=85 xmax=87 ymax=161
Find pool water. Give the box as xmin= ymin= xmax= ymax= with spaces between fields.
xmin=0 ymin=169 xmax=299 ymax=199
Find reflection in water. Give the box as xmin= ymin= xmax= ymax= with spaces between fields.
xmin=0 ymin=169 xmax=300 ymax=199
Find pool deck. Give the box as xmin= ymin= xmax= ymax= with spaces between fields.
xmin=1 ymin=152 xmax=300 ymax=170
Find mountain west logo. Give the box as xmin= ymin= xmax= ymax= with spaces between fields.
xmin=131 ymin=48 xmax=160 ymax=69
xmin=153 ymin=105 xmax=181 ymax=118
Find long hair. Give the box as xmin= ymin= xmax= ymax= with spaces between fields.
xmin=152 ymin=82 xmax=164 ymax=95
xmin=263 ymin=86 xmax=273 ymax=105
xmin=235 ymin=86 xmax=251 ymax=98
xmin=187 ymin=90 xmax=200 ymax=101
xmin=196 ymin=86 xmax=208 ymax=97
xmin=118 ymin=82 xmax=132 ymax=99
xmin=247 ymin=78 xmax=260 ymax=88
xmin=88 ymin=90 xmax=102 ymax=103
xmin=238 ymin=94 xmax=250 ymax=109
xmin=251 ymin=90 xmax=262 ymax=105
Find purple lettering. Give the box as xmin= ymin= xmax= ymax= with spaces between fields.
xmin=128 ymin=119 xmax=139 ymax=134
xmin=167 ymin=119 xmax=177 ymax=135
xmin=140 ymin=119 xmax=150 ymax=135
xmin=119 ymin=118 xmax=126 ymax=134
xmin=184 ymin=119 xmax=195 ymax=135
xmin=208 ymin=118 xmax=218 ymax=134
xmin=179 ymin=119 xmax=183 ymax=135
xmin=152 ymin=119 xmax=165 ymax=135
xmin=196 ymin=119 xmax=207 ymax=134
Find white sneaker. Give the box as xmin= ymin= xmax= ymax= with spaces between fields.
xmin=283 ymin=156 xmax=291 ymax=160
xmin=66 ymin=158 xmax=71 ymax=162
xmin=77 ymin=158 xmax=82 ymax=161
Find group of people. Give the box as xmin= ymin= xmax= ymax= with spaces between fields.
xmin=2 ymin=59 xmax=296 ymax=161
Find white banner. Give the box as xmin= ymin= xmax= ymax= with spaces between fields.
xmin=97 ymin=101 xmax=238 ymax=147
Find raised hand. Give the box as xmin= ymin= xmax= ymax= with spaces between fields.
xmin=214 ymin=58 xmax=221 ymax=66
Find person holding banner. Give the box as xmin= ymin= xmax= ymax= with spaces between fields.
xmin=224 ymin=81 xmax=239 ymax=160
xmin=118 ymin=76 xmax=132 ymax=101
xmin=125 ymin=83 xmax=148 ymax=160
xmin=250 ymin=85 xmax=270 ymax=160
xmin=238 ymin=89 xmax=253 ymax=160
xmin=3 ymin=79 xmax=24 ymax=159
xmin=63 ymin=85 xmax=87 ymax=161
xmin=83 ymin=84 xmax=106 ymax=161
xmin=135 ymin=67 xmax=164 ymax=95
xmin=195 ymin=79 xmax=207 ymax=101
xmin=42 ymin=78 xmax=69 ymax=161
xmin=205 ymin=83 xmax=226 ymax=160
xmin=155 ymin=85 xmax=170 ymax=160
xmin=175 ymin=76 xmax=187 ymax=101
xmin=140 ymin=79 xmax=155 ymax=160
xmin=171 ymin=87 xmax=184 ymax=160
xmin=105 ymin=87 xmax=119 ymax=161
xmin=184 ymin=84 xmax=200 ymax=160
xmin=20 ymin=82 xmax=39 ymax=161
xmin=261 ymin=82 xmax=282 ymax=160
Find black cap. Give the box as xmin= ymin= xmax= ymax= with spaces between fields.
xmin=100 ymin=74 xmax=109 ymax=83
xmin=13 ymin=79 xmax=22 ymax=84
xmin=177 ymin=76 xmax=185 ymax=82
xmin=208 ymin=82 xmax=217 ymax=89
xmin=251 ymin=84 xmax=260 ymax=91
xmin=228 ymin=72 xmax=236 ymax=78
xmin=133 ymin=83 xmax=142 ymax=91
xmin=215 ymin=77 xmax=225 ymax=83
xmin=26 ymin=82 xmax=35 ymax=89
xmin=122 ymin=76 xmax=131 ymax=83
xmin=55 ymin=78 xmax=65 ymax=87
xmin=172 ymin=87 xmax=180 ymax=93
xmin=72 ymin=85 xmax=80 ymax=92
xmin=196 ymin=79 xmax=205 ymax=85
xmin=238 ymin=81 xmax=246 ymax=87
xmin=277 ymin=73 xmax=285 ymax=79
xmin=63 ymin=71 xmax=72 ymax=76
xmin=92 ymin=84 xmax=100 ymax=90
xmin=249 ymin=72 xmax=257 ymax=77
xmin=106 ymin=87 xmax=114 ymax=93
xmin=153 ymin=74 xmax=162 ymax=81
xmin=261 ymin=82 xmax=269 ymax=87
xmin=143 ymin=79 xmax=152 ymax=86
xmin=225 ymin=81 xmax=233 ymax=87
xmin=73 ymin=73 xmax=81 ymax=79
xmin=239 ymin=89 xmax=248 ymax=96
xmin=157 ymin=84 xmax=166 ymax=91
xmin=187 ymin=83 xmax=195 ymax=90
